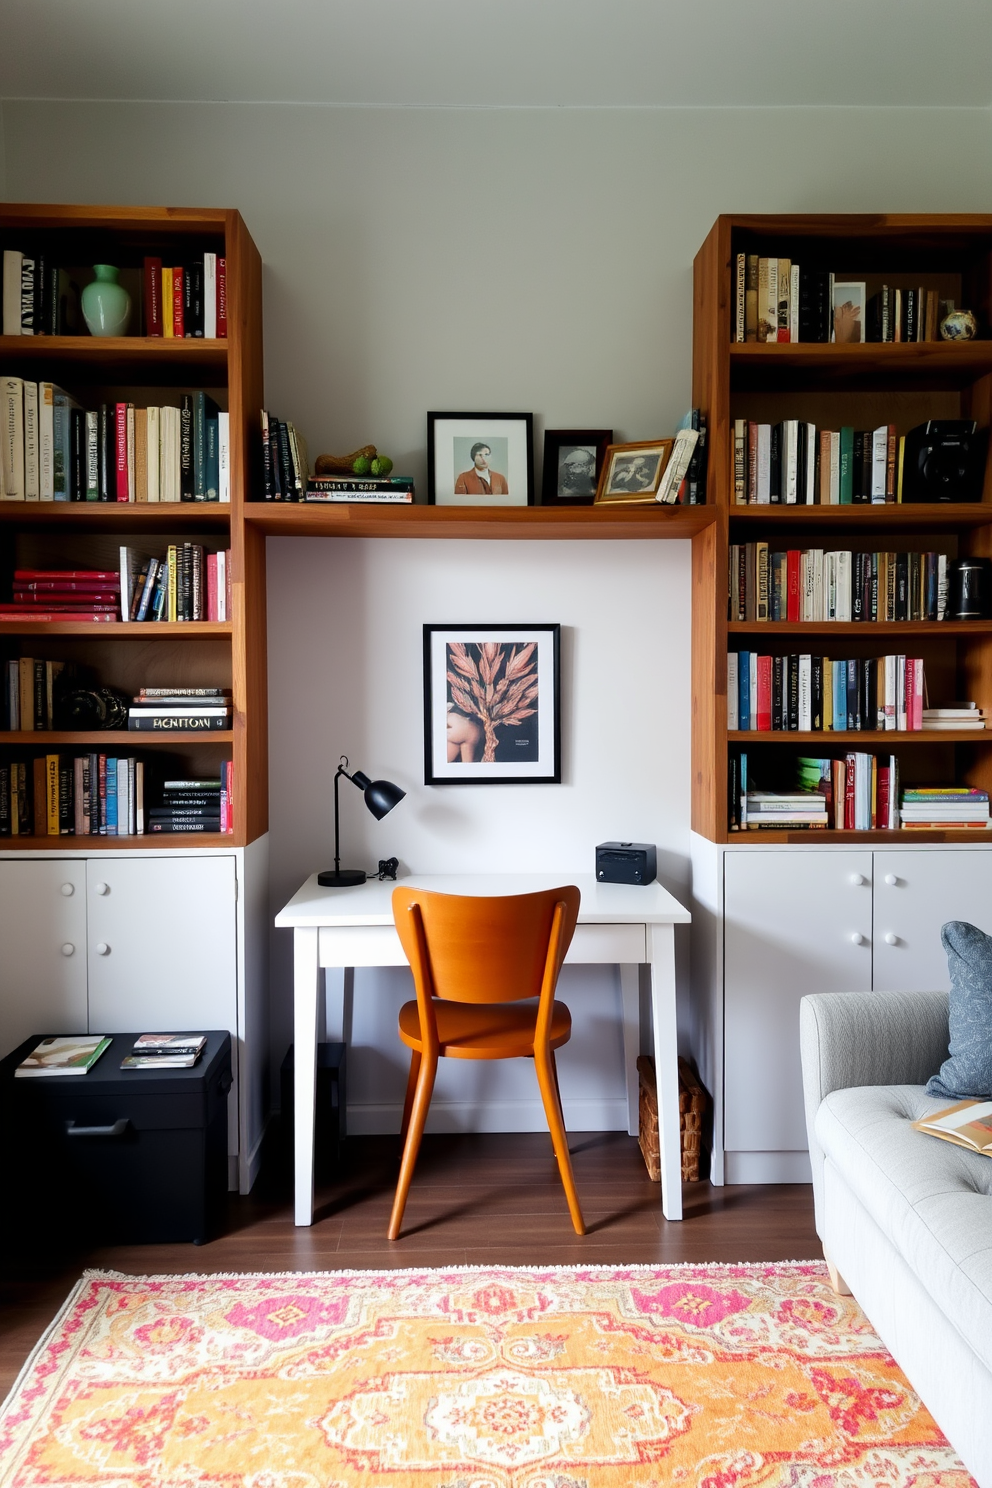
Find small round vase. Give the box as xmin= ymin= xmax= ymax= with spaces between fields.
xmin=81 ymin=265 xmax=132 ymax=337
xmin=940 ymin=308 xmax=977 ymax=342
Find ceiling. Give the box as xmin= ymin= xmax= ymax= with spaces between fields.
xmin=2 ymin=0 xmax=992 ymax=110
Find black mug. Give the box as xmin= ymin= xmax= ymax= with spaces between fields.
xmin=948 ymin=557 xmax=992 ymax=619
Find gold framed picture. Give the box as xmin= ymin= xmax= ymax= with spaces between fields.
xmin=594 ymin=439 xmax=674 ymax=505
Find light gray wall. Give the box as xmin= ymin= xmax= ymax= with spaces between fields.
xmin=3 ymin=100 xmax=991 ymax=1127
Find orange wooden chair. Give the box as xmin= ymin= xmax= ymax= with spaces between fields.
xmin=389 ymin=884 xmax=583 ymax=1240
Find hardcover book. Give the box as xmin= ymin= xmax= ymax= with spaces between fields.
xmin=15 ymin=1034 xmax=111 ymax=1077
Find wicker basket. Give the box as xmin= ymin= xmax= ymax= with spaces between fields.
xmin=635 ymin=1054 xmax=709 ymax=1182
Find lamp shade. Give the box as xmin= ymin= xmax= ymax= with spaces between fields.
xmin=351 ymin=771 xmax=405 ymax=820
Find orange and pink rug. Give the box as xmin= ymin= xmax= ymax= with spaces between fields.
xmin=0 ymin=1261 xmax=974 ymax=1486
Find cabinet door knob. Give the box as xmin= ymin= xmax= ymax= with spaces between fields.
xmin=850 ymin=932 xmax=868 ymax=946
xmin=884 ymin=874 xmax=899 ymax=886
xmin=60 ymin=882 xmax=75 ymax=897
xmin=95 ymin=942 xmax=111 ymax=956
xmin=61 ymin=943 xmax=75 ymax=957
xmin=848 ymin=873 xmax=867 ymax=886
xmin=94 ymin=881 xmax=110 ymax=896
xmin=884 ymin=932 xmax=899 ymax=946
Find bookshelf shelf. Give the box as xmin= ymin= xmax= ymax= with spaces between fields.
xmin=692 ymin=212 xmax=992 ymax=843
xmin=0 ymin=833 xmax=236 ymax=849
xmin=243 ymin=502 xmax=715 ymax=541
xmin=0 ymin=201 xmax=265 ymax=848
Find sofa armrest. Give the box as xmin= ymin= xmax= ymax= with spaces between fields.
xmin=800 ymin=990 xmax=949 ymax=1237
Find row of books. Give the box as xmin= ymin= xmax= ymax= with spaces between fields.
xmin=733 ymin=420 xmax=905 ymax=505
xmin=0 ymin=761 xmax=233 ymax=836
xmin=260 ymin=411 xmax=309 ymax=500
xmin=15 ymin=1032 xmax=209 ymax=1076
xmin=732 ymin=254 xmax=949 ymax=345
xmin=728 ymin=652 xmax=928 ymax=733
xmin=0 ymin=379 xmax=230 ymax=502
xmin=1 ymin=251 xmax=228 ymax=339
xmin=729 ymin=546 xmax=949 ymax=623
xmin=121 ymin=545 xmax=232 ymax=623
xmin=128 ymin=688 xmax=232 ymax=733
xmin=3 ymin=658 xmax=72 ymax=730
xmin=1 ymin=566 xmax=119 ymax=621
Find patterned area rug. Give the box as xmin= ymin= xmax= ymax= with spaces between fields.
xmin=0 ymin=1262 xmax=974 ymax=1487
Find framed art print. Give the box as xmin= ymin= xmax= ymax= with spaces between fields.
xmin=427 ymin=412 xmax=534 ymax=506
xmin=424 ymin=624 xmax=561 ymax=784
xmin=593 ymin=438 xmax=674 ymax=505
xmin=541 ymin=429 xmax=612 ymax=506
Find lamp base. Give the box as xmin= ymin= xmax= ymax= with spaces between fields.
xmin=317 ymin=868 xmax=367 ymax=888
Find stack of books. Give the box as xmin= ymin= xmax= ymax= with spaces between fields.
xmin=149 ymin=768 xmax=233 ymax=834
xmin=744 ymin=790 xmax=829 ymax=830
xmin=128 ymin=688 xmax=232 ymax=733
xmin=4 ymin=657 xmax=72 ymax=729
xmin=0 ymin=567 xmax=120 ymax=621
xmin=120 ymin=1033 xmax=207 ymax=1069
xmin=261 ymin=411 xmax=309 ymax=500
xmin=922 ymin=703 xmax=986 ymax=732
xmin=305 ymin=475 xmax=415 ymax=504
xmin=899 ymin=788 xmax=991 ymax=830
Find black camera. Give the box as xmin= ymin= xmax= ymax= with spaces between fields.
xmin=901 ymin=420 xmax=988 ymax=503
xmin=55 ymin=686 xmax=129 ymax=731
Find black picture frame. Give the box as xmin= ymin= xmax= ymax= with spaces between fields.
xmin=427 ymin=412 xmax=534 ymax=507
xmin=423 ymin=624 xmax=561 ymax=785
xmin=541 ymin=429 xmax=613 ymax=506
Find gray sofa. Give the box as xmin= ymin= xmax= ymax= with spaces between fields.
xmin=801 ymin=989 xmax=992 ymax=1488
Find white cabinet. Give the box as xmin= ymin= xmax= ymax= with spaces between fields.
xmin=0 ymin=860 xmax=88 ymax=1055
xmin=723 ymin=850 xmax=872 ymax=1157
xmin=690 ymin=838 xmax=992 ymax=1185
xmin=85 ymin=858 xmax=237 ymax=1032
xmin=0 ymin=841 xmax=268 ymax=1192
xmin=872 ymin=851 xmax=992 ymax=991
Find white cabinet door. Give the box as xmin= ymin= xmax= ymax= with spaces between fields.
xmin=724 ymin=850 xmax=873 ymax=1152
xmin=0 ymin=860 xmax=87 ymax=1057
xmin=86 ymin=857 xmax=237 ymax=1033
xmin=872 ymin=850 xmax=992 ymax=991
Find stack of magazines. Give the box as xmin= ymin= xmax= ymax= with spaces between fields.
xmin=120 ymin=1033 xmax=207 ymax=1069
xmin=745 ymin=790 xmax=828 ymax=830
xmin=899 ymin=788 xmax=990 ymax=831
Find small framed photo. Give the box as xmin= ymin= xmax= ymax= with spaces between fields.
xmin=594 ymin=439 xmax=674 ymax=505
xmin=424 ymin=623 xmax=561 ymax=785
xmin=832 ymin=281 xmax=867 ymax=344
xmin=541 ymin=429 xmax=613 ymax=506
xmin=428 ymin=412 xmax=534 ymax=507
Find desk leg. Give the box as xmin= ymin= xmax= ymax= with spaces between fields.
xmin=619 ymin=964 xmax=640 ymax=1137
xmin=648 ymin=923 xmax=682 ymax=1222
xmin=293 ymin=926 xmax=320 ymax=1227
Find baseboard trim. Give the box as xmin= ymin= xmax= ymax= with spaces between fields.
xmin=724 ymin=1150 xmax=812 ymax=1184
xmin=346 ymin=1099 xmax=630 ymax=1137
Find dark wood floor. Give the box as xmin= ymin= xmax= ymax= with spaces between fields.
xmin=0 ymin=1128 xmax=819 ymax=1398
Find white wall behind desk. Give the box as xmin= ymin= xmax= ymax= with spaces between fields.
xmin=266 ymin=536 xmax=690 ymax=1131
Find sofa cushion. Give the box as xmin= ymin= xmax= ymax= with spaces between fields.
xmin=815 ymin=1083 xmax=992 ymax=1376
xmin=927 ymin=920 xmax=992 ymax=1099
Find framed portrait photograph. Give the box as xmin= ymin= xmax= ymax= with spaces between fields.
xmin=541 ymin=429 xmax=613 ymax=506
xmin=594 ymin=438 xmax=674 ymax=505
xmin=427 ymin=412 xmax=534 ymax=507
xmin=424 ymin=623 xmax=561 ymax=785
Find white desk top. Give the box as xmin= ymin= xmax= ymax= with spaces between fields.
xmin=275 ymin=872 xmax=691 ymax=929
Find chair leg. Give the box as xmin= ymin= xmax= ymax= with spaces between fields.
xmin=389 ymin=1049 xmax=437 ymax=1240
xmin=399 ymin=1049 xmax=422 ymax=1145
xmin=535 ymin=1048 xmax=585 ymax=1236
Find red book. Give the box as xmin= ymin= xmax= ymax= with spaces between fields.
xmin=225 ymin=548 xmax=232 ymax=620
xmin=98 ymin=755 xmax=107 ymax=833
xmin=844 ymin=752 xmax=857 ymax=830
xmin=909 ymin=657 xmax=924 ymax=731
xmin=0 ymin=609 xmax=118 ymax=621
xmin=115 ymin=403 xmax=129 ymax=501
xmin=878 ymin=765 xmax=891 ymax=832
xmin=225 ymin=758 xmax=234 ymax=833
xmin=786 ymin=550 xmax=801 ymax=621
xmin=14 ymin=579 xmax=121 ymax=593
xmin=13 ymin=593 xmax=119 ymax=605
xmin=216 ymin=258 xmax=227 ymax=337
xmin=756 ymin=654 xmax=772 ymax=731
xmin=15 ymin=569 xmax=119 ymax=582
xmin=143 ymin=256 xmax=163 ymax=336
xmin=206 ymin=551 xmax=218 ymax=621
xmin=172 ymin=267 xmax=185 ymax=338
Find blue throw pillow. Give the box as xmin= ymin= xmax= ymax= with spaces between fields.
xmin=926 ymin=920 xmax=992 ymax=1099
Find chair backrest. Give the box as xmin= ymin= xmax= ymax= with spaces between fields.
xmin=391 ymin=885 xmax=580 ymax=1005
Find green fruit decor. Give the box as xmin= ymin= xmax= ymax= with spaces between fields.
xmin=370 ymin=455 xmax=393 ymax=477
xmin=351 ymin=454 xmax=372 ymax=475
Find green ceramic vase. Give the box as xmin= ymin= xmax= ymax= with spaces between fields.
xmin=81 ymin=264 xmax=132 ymax=337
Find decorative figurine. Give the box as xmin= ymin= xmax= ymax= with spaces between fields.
xmin=940 ymin=308 xmax=978 ymax=341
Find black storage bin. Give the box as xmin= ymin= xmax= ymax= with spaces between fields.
xmin=1 ymin=1031 xmax=231 ymax=1246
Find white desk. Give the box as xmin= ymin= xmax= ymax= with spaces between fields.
xmin=275 ymin=872 xmax=691 ymax=1226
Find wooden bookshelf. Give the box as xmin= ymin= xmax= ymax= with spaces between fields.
xmin=692 ymin=213 xmax=992 ymax=842
xmin=0 ymin=203 xmax=264 ymax=847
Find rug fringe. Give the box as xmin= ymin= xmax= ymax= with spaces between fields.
xmin=80 ymin=1259 xmax=825 ymax=1284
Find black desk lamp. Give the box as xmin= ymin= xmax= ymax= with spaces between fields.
xmin=317 ymin=756 xmax=405 ymax=887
